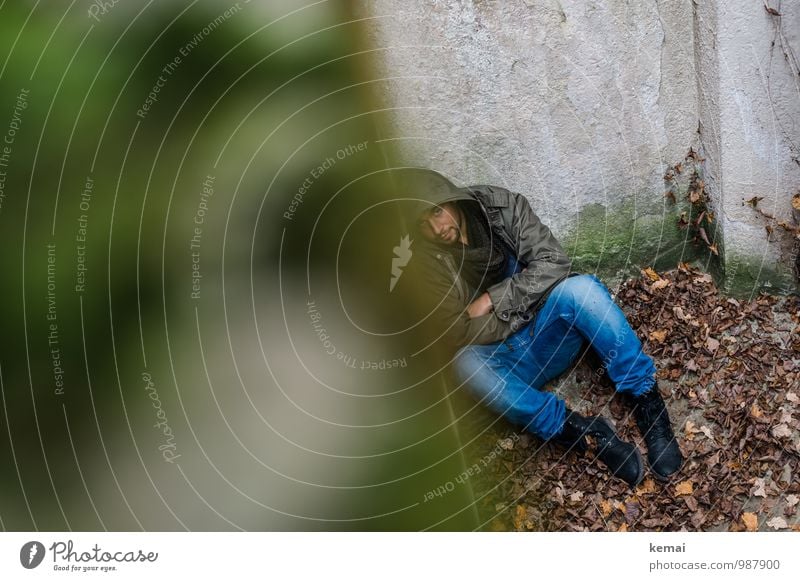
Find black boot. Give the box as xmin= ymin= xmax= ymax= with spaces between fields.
xmin=551 ymin=410 xmax=644 ymax=488
xmin=628 ymin=382 xmax=683 ymax=480
xmin=549 ymin=410 xmax=589 ymax=456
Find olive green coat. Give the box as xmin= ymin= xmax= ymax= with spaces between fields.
xmin=410 ymin=174 xmax=573 ymax=351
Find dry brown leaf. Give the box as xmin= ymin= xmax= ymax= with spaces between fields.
xmin=786 ymin=392 xmax=799 ymax=404
xmin=637 ymin=478 xmax=657 ymax=495
xmin=513 ymin=504 xmax=527 ymax=530
xmin=617 ymin=523 xmax=628 ymax=532
xmin=751 ymin=478 xmax=767 ymax=498
xmin=706 ymin=337 xmax=720 ymax=352
xmin=742 ymin=512 xmax=758 ymax=531
xmin=652 ymin=279 xmax=671 ymax=290
xmin=675 ymin=481 xmax=694 ymax=496
xmin=750 ymin=403 xmax=764 ymax=419
xmin=600 ymin=500 xmax=613 ymax=517
xmin=771 ymin=424 xmax=792 ymax=438
xmin=643 ymin=267 xmax=661 ymax=281
xmin=553 ymin=481 xmax=565 ymax=504
xmin=649 ymin=330 xmax=667 ymax=343
xmin=695 ymin=273 xmax=713 ymax=284
xmin=673 ymin=306 xmax=691 ymax=321
xmin=767 ymin=516 xmax=788 ymax=530
xmin=786 ymin=495 xmax=799 ymax=508
xmin=499 ymin=438 xmax=515 ymax=450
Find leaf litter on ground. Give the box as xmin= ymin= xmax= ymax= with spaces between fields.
xmin=470 ymin=264 xmax=800 ymax=531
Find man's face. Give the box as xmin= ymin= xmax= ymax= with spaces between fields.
xmin=417 ymin=201 xmax=464 ymax=245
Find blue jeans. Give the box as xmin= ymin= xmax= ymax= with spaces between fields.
xmin=451 ymin=256 xmax=657 ymax=440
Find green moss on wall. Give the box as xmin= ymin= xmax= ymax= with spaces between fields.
xmin=714 ymin=252 xmax=798 ymax=299
xmin=562 ymin=198 xmax=707 ymax=283
xmin=559 ymin=198 xmax=798 ymax=297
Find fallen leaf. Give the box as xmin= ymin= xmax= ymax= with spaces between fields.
xmin=750 ymin=403 xmax=764 ymax=419
xmin=673 ymin=306 xmax=692 ymax=321
xmin=742 ymin=512 xmax=758 ymax=531
xmin=643 ymin=267 xmax=661 ymax=281
xmin=675 ymin=481 xmax=694 ymax=496
xmin=691 ymin=509 xmax=706 ymax=528
xmin=684 ymin=421 xmax=699 ymax=441
xmin=600 ymin=500 xmax=613 ymax=517
xmin=652 ymin=279 xmax=671 ymax=290
xmin=617 ymin=523 xmax=628 ymax=532
xmin=771 ymin=424 xmax=792 ymax=439
xmin=513 ymin=504 xmax=527 ymax=530
xmin=706 ymin=337 xmax=720 ymax=352
xmin=695 ymin=273 xmax=713 ymax=284
xmin=767 ymin=516 xmax=788 ymax=530
xmin=625 ymin=502 xmax=641 ymax=522
xmin=786 ymin=495 xmax=799 ymax=508
xmin=649 ymin=330 xmax=667 ymax=343
xmin=569 ymin=491 xmax=584 ymax=503
xmin=786 ymin=392 xmax=799 ymax=404
xmin=552 ymin=485 xmax=565 ymax=505
xmin=636 ymin=479 xmax=657 ymax=495
xmin=751 ymin=478 xmax=767 ymax=498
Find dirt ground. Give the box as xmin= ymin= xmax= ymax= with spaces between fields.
xmin=467 ymin=263 xmax=800 ymax=532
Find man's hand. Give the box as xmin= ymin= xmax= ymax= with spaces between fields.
xmin=466 ymin=292 xmax=493 ymax=318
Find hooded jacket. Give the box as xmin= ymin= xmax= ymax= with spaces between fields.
xmin=402 ymin=169 xmax=573 ymax=352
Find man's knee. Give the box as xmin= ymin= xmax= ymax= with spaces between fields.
xmin=451 ymin=344 xmax=483 ymax=377
xmin=555 ymin=274 xmax=608 ymax=302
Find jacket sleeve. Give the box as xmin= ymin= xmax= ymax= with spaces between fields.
xmin=414 ymin=253 xmax=514 ymax=350
xmin=484 ymin=191 xmax=572 ymax=320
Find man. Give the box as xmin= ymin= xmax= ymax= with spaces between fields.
xmin=402 ymin=168 xmax=683 ymax=488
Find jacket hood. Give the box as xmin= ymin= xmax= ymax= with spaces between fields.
xmin=392 ymin=168 xmax=475 ymax=222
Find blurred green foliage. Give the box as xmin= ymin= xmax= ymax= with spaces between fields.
xmin=0 ymin=1 xmax=488 ymax=531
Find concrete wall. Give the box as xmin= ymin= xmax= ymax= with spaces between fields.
xmin=695 ymin=0 xmax=800 ymax=296
xmin=360 ymin=0 xmax=800 ymax=294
